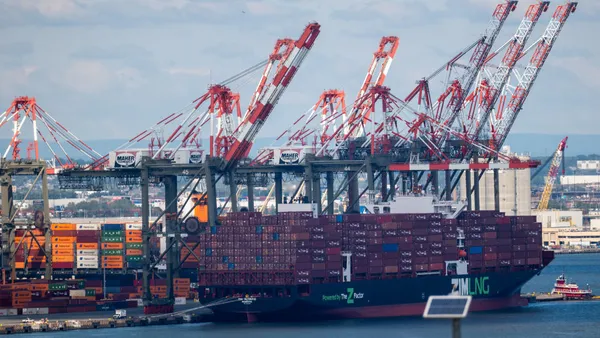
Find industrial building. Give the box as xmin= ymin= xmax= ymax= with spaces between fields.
xmin=543 ymin=228 xmax=600 ymax=247
xmin=576 ymin=160 xmax=600 ymax=170
xmin=459 ymin=147 xmax=531 ymax=216
xmin=533 ymin=209 xmax=583 ymax=228
xmin=560 ymin=175 xmax=600 ymax=186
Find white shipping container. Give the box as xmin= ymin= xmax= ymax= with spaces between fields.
xmin=77 ymin=262 xmax=99 ymax=269
xmin=126 ymin=224 xmax=143 ymax=230
xmin=108 ymin=149 xmax=150 ymax=169
xmin=175 ymin=297 xmax=186 ymax=305
xmin=77 ymin=250 xmax=98 ymax=256
xmin=69 ymin=290 xmax=86 ymax=298
xmin=77 ymin=224 xmax=100 ymax=231
xmin=23 ymin=308 xmax=49 ymax=315
xmin=272 ymin=146 xmax=314 ymax=165
xmin=0 ymin=309 xmax=7 ymax=316
xmin=77 ymin=255 xmax=98 ymax=262
xmin=7 ymin=309 xmax=17 ymax=316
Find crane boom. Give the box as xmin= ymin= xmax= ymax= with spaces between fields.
xmin=493 ymin=1 xmax=578 ymax=150
xmin=437 ymin=1 xmax=517 ymax=142
xmin=468 ymin=1 xmax=550 ymax=142
xmin=538 ymin=136 xmax=567 ymax=210
xmin=224 ymin=22 xmax=321 ymax=168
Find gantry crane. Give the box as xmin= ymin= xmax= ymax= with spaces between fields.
xmin=538 ymin=136 xmax=567 ymax=210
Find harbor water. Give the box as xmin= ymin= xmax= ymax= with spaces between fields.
xmin=25 ymin=253 xmax=599 ymax=338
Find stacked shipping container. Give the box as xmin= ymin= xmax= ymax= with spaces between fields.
xmin=51 ymin=223 xmax=76 ymax=269
xmin=101 ymin=224 xmax=124 ymax=269
xmin=14 ymin=229 xmax=46 ymax=269
xmin=196 ymin=211 xmax=544 ymax=286
xmin=125 ymin=224 xmax=143 ymax=269
xmin=76 ymin=224 xmax=100 ymax=269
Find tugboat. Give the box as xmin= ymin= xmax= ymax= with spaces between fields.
xmin=551 ymin=274 xmax=593 ymax=300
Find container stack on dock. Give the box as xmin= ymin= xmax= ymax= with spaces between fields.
xmin=51 ymin=223 xmax=76 ymax=269
xmin=14 ymin=229 xmax=46 ymax=270
xmin=76 ymin=223 xmax=100 ymax=270
xmin=125 ymin=224 xmax=144 ymax=269
xmin=101 ymin=224 xmax=124 ymax=270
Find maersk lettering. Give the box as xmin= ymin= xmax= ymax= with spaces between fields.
xmin=322 ymin=288 xmax=364 ymax=304
xmin=451 ymin=276 xmax=490 ymax=296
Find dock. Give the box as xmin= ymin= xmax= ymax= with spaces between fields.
xmin=0 ymin=313 xmax=211 ymax=334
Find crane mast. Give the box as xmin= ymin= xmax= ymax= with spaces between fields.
xmin=492 ymin=1 xmax=578 ymax=150
xmin=538 ymin=136 xmax=567 ymax=210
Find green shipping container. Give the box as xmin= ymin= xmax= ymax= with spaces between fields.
xmin=126 ymin=243 xmax=143 ymax=249
xmin=126 ymin=256 xmax=143 ymax=262
xmin=49 ymin=283 xmax=67 ymax=291
xmin=102 ymin=230 xmax=124 ymax=236
xmin=85 ymin=288 xmax=96 ymax=296
xmin=102 ymin=249 xmax=123 ymax=255
xmin=101 ymin=236 xmax=123 ymax=243
xmin=77 ymin=281 xmax=85 ymax=289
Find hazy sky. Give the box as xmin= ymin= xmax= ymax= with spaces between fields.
xmin=0 ymin=0 xmax=597 ymax=146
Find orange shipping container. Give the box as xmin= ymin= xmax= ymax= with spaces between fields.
xmin=126 ymin=249 xmax=143 ymax=256
xmin=102 ymin=256 xmax=123 ymax=262
xmin=102 ymin=262 xmax=123 ymax=269
xmin=52 ymin=237 xmax=75 ymax=243
xmin=29 ymin=284 xmax=49 ymax=291
xmin=53 ymin=243 xmax=74 ymax=249
xmin=101 ymin=243 xmax=123 ymax=250
xmin=15 ymin=262 xmax=25 ymax=269
xmin=77 ymin=243 xmax=98 ymax=250
xmin=53 ymin=249 xmax=74 ymax=255
xmin=126 ymin=230 xmax=142 ymax=236
xmin=51 ymin=224 xmax=76 ymax=231
xmin=27 ymin=257 xmax=47 ymax=263
xmin=53 ymin=255 xmax=75 ymax=262
xmin=126 ymin=237 xmax=143 ymax=243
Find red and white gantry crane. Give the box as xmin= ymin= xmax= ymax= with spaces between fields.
xmin=0 ymin=96 xmax=103 ymax=172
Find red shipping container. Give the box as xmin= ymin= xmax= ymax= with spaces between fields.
xmin=53 ymin=230 xmax=76 ymax=237
xmin=527 ymin=257 xmax=541 ymax=265
xmin=429 ymin=263 xmax=443 ymax=270
xmin=384 ymin=266 xmax=398 ymax=273
xmin=369 ymin=266 xmax=383 ymax=274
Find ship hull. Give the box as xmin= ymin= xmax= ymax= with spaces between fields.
xmin=201 ymin=268 xmax=540 ymax=322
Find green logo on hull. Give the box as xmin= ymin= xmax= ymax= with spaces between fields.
xmin=322 ymin=288 xmax=364 ymax=304
xmin=451 ymin=276 xmax=490 ymax=296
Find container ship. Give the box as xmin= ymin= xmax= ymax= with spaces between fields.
xmin=190 ymin=197 xmax=554 ymax=322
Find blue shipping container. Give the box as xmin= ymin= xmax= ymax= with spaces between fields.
xmin=336 ymin=215 xmax=343 ymax=223
xmin=469 ymin=246 xmax=483 ymax=254
xmin=102 ymin=224 xmax=123 ymax=231
xmin=273 ymin=233 xmax=280 ymax=240
xmin=256 ymin=256 xmax=263 ymax=263
xmin=227 ymin=263 xmax=235 ymax=270
xmin=205 ymin=248 xmax=213 ymax=256
xmin=105 ymin=286 xmax=121 ymax=294
xmin=256 ymin=226 xmax=263 ymax=234
xmin=222 ymin=256 xmax=229 ymax=263
xmin=382 ymin=243 xmax=399 ymax=252
xmin=127 ymin=262 xmax=143 ymax=269
xmin=210 ymin=226 xmax=218 ymax=234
